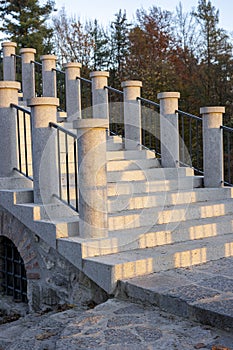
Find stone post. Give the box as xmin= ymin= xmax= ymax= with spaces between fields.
xmin=63 ymin=62 xmax=82 ymax=120
xmin=2 ymin=42 xmax=17 ymax=81
xmin=73 ymin=118 xmax=108 ymax=238
xmin=20 ymin=48 xmax=36 ymax=102
xmin=41 ymin=55 xmax=57 ymax=97
xmin=121 ymin=80 xmax=142 ymax=150
xmin=201 ymin=106 xmax=225 ymax=187
xmin=0 ymin=81 xmax=21 ymax=177
xmin=157 ymin=92 xmax=180 ymax=168
xmin=90 ymin=71 xmax=109 ymax=120
xmin=29 ymin=97 xmax=59 ymax=204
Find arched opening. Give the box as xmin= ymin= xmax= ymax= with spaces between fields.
xmin=0 ymin=236 xmax=27 ymax=302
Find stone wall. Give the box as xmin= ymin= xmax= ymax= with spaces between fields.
xmin=0 ymin=206 xmax=108 ymax=311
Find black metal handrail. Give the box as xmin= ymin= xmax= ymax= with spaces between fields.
xmin=52 ymin=68 xmax=66 ymax=111
xmin=49 ymin=122 xmax=78 ymax=212
xmin=104 ymin=85 xmax=124 ymax=137
xmin=137 ymin=96 xmax=161 ymax=156
xmin=11 ymin=53 xmax=22 ymax=87
xmin=31 ymin=60 xmax=43 ymax=97
xmin=76 ymin=76 xmax=92 ymax=118
xmin=176 ymin=109 xmax=203 ymax=174
xmin=11 ymin=103 xmax=33 ymax=180
xmin=221 ymin=125 xmax=233 ymax=186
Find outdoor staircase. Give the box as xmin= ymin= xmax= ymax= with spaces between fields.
xmin=1 ymin=114 xmax=233 ymax=295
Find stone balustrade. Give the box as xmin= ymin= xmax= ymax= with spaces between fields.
xmin=0 ymin=41 xmax=228 ymax=240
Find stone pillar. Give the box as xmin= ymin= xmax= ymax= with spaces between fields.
xmin=29 ymin=97 xmax=59 ymax=204
xmin=158 ymin=92 xmax=180 ymax=168
xmin=73 ymin=118 xmax=108 ymax=238
xmin=90 ymin=71 xmax=109 ymax=120
xmin=0 ymin=81 xmax=21 ymax=177
xmin=201 ymin=106 xmax=225 ymax=187
xmin=2 ymin=42 xmax=17 ymax=81
xmin=41 ymin=55 xmax=57 ymax=97
xmin=63 ymin=62 xmax=82 ymax=120
xmin=121 ymin=80 xmax=142 ymax=150
xmin=20 ymin=48 xmax=36 ymax=102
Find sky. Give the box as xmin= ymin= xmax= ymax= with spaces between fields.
xmin=54 ymin=0 xmax=233 ymax=33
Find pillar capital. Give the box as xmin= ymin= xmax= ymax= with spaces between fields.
xmin=121 ymin=80 xmax=142 ymax=89
xmin=200 ymin=106 xmax=225 ymax=115
xmin=157 ymin=92 xmax=180 ymax=100
xmin=90 ymin=71 xmax=109 ymax=79
xmin=63 ymin=62 xmax=82 ymax=69
xmin=29 ymin=97 xmax=59 ymax=108
xmin=40 ymin=54 xmax=57 ymax=62
xmin=0 ymin=81 xmax=21 ymax=107
xmin=1 ymin=41 xmax=17 ymax=49
xmin=19 ymin=48 xmax=36 ymax=56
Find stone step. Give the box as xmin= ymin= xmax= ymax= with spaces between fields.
xmin=107 ymin=158 xmax=160 ymax=172
xmin=108 ymin=187 xmax=233 ymax=213
xmin=106 ymin=150 xmax=156 ymax=161
xmin=82 ymin=232 xmax=233 ymax=293
xmin=60 ymin=176 xmax=204 ymax=204
xmin=58 ymin=213 xmax=233 ymax=260
xmin=16 ymin=201 xmax=78 ymax=221
xmin=39 ymin=215 xmax=79 ymax=238
xmin=108 ymin=198 xmax=233 ymax=231
xmin=107 ymin=177 xmax=203 ymax=196
xmin=0 ymin=175 xmax=33 ymax=190
xmin=107 ymin=167 xmax=194 ymax=182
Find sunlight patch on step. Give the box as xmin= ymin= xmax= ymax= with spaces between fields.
xmin=225 ymin=242 xmax=233 ymax=257
xmin=189 ymin=223 xmax=217 ymax=240
xmin=115 ymin=258 xmax=154 ymax=279
xmin=174 ymin=248 xmax=207 ymax=268
xmin=200 ymin=204 xmax=225 ymax=218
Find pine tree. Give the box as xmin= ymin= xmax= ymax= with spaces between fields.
xmin=0 ymin=0 xmax=56 ymax=58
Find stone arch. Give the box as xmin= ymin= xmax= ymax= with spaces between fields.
xmin=0 ymin=209 xmax=41 ymax=282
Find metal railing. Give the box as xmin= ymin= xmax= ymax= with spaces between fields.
xmin=221 ymin=125 xmax=233 ymax=186
xmin=11 ymin=54 xmax=22 ymax=85
xmin=177 ymin=109 xmax=203 ymax=174
xmin=138 ymin=97 xmax=161 ymax=156
xmin=31 ymin=60 xmax=42 ymax=97
xmin=49 ymin=122 xmax=78 ymax=212
xmin=105 ymin=86 xmax=124 ymax=137
xmin=0 ymin=50 xmax=3 ymax=80
xmin=53 ymin=68 xmax=66 ymax=111
xmin=77 ymin=76 xmax=92 ymax=118
xmin=11 ymin=104 xmax=33 ymax=180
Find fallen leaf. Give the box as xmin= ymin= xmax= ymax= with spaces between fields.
xmin=35 ymin=331 xmax=57 ymax=340
xmin=194 ymin=344 xmax=206 ymax=349
xmin=212 ymin=346 xmax=231 ymax=350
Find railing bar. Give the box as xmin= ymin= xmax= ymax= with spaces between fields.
xmin=52 ymin=68 xmax=65 ymax=74
xmin=13 ymin=168 xmax=33 ymax=181
xmin=11 ymin=54 xmax=21 ymax=59
xmin=196 ymin=119 xmax=199 ymax=170
xmin=57 ymin=129 xmax=62 ymax=200
xmin=227 ymin=131 xmax=231 ymax=184
xmin=76 ymin=76 xmax=92 ymax=84
xmin=11 ymin=103 xmax=31 ymax=114
xmin=189 ymin=118 xmax=192 ymax=161
xmin=30 ymin=60 xmax=42 ymax=66
xmin=104 ymin=85 xmax=124 ymax=95
xmin=23 ymin=112 xmax=28 ymax=177
xmin=16 ymin=109 xmax=22 ymax=173
xmin=178 ymin=161 xmax=204 ymax=174
xmin=65 ymin=133 xmax=70 ymax=205
xmin=221 ymin=125 xmax=233 ymax=133
xmin=73 ymin=139 xmax=79 ymax=211
xmin=137 ymin=96 xmax=160 ymax=108
xmin=53 ymin=194 xmax=77 ymax=212
xmin=49 ymin=122 xmax=77 ymax=138
xmin=176 ymin=109 xmax=202 ymax=121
